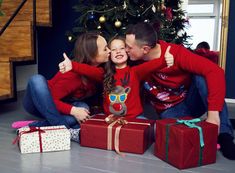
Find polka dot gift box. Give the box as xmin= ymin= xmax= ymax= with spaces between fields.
xmin=15 ymin=125 xmax=70 ymax=154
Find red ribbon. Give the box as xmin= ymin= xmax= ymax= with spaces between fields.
xmin=13 ymin=127 xmax=45 ymax=152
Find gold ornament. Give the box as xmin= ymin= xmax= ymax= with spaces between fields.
xmin=161 ymin=4 xmax=166 ymax=10
xmin=114 ymin=20 xmax=122 ymax=28
xmin=99 ymin=16 xmax=106 ymax=23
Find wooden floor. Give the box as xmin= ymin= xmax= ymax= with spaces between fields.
xmin=0 ymin=91 xmax=235 ymax=173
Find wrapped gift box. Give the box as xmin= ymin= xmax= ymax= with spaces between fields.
xmin=16 ymin=125 xmax=71 ymax=154
xmin=154 ymin=118 xmax=218 ymax=169
xmin=80 ymin=115 xmax=155 ymax=154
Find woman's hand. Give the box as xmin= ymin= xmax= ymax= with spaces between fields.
xmin=70 ymin=106 xmax=90 ymax=123
xmin=59 ymin=53 xmax=72 ymax=73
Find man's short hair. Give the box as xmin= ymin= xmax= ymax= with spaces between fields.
xmin=126 ymin=22 xmax=158 ymax=48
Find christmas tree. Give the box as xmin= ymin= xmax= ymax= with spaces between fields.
xmin=68 ymin=0 xmax=190 ymax=45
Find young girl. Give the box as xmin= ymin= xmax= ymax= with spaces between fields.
xmin=59 ymin=36 xmax=171 ymax=118
xmin=13 ymin=32 xmax=110 ymax=141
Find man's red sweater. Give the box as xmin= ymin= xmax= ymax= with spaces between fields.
xmin=145 ymin=40 xmax=225 ymax=113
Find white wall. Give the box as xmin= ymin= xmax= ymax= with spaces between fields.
xmin=16 ymin=64 xmax=38 ymax=91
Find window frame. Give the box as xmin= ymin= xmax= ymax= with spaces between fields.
xmin=187 ymin=0 xmax=221 ymax=50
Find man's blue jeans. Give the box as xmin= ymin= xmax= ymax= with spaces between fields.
xmin=160 ymin=75 xmax=234 ymax=137
xmin=23 ymin=74 xmax=89 ymax=129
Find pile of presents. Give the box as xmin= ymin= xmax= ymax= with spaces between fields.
xmin=14 ymin=115 xmax=218 ymax=170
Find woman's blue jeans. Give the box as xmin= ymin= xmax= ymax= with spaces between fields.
xmin=23 ymin=74 xmax=89 ymax=129
xmin=160 ymin=75 xmax=234 ymax=137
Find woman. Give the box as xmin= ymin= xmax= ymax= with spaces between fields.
xmin=12 ymin=32 xmax=110 ymax=141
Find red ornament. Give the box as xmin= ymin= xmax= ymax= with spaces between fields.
xmin=164 ymin=7 xmax=173 ymax=20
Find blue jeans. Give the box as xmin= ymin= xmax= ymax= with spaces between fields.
xmin=23 ymin=74 xmax=89 ymax=129
xmin=160 ymin=75 xmax=234 ymax=137
xmin=136 ymin=114 xmax=147 ymax=119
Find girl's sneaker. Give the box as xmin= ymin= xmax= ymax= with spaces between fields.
xmin=69 ymin=128 xmax=80 ymax=143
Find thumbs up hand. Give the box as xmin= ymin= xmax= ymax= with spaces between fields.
xmin=164 ymin=46 xmax=174 ymax=67
xmin=59 ymin=53 xmax=72 ymax=73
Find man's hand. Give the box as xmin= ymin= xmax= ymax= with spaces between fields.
xmin=59 ymin=53 xmax=72 ymax=73
xmin=70 ymin=107 xmax=90 ymax=123
xmin=206 ymin=111 xmax=220 ymax=134
xmin=165 ymin=46 xmax=174 ymax=67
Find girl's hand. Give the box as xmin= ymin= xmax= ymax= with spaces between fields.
xmin=165 ymin=46 xmax=174 ymax=67
xmin=59 ymin=53 xmax=72 ymax=73
xmin=70 ymin=107 xmax=90 ymax=123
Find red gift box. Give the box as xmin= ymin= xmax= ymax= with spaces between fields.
xmin=80 ymin=115 xmax=155 ymax=154
xmin=154 ymin=117 xmax=218 ymax=169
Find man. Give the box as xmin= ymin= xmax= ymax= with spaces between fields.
xmin=125 ymin=22 xmax=235 ymax=160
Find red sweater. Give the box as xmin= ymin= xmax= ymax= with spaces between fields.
xmin=194 ymin=48 xmax=219 ymax=64
xmin=48 ymin=71 xmax=96 ymax=115
xmin=71 ymin=57 xmax=166 ymax=118
xmin=145 ymin=40 xmax=225 ymax=112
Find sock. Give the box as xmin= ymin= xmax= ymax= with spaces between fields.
xmin=11 ymin=120 xmax=36 ymax=129
xmin=69 ymin=128 xmax=80 ymax=143
xmin=217 ymin=144 xmax=220 ymax=150
xmin=218 ymin=133 xmax=235 ymax=160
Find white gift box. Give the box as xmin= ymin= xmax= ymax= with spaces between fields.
xmin=16 ymin=125 xmax=71 ymax=154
